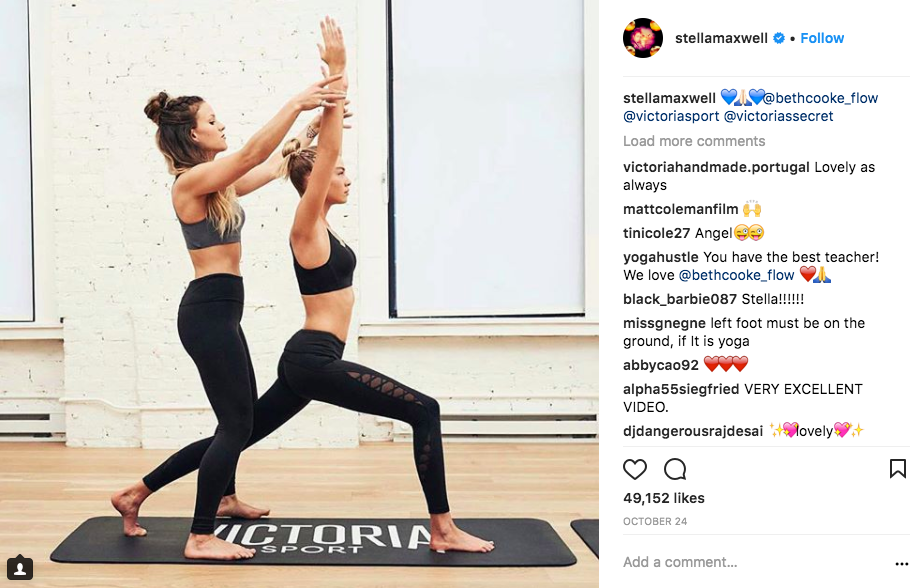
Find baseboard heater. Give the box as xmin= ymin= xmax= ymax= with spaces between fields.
xmin=0 ymin=410 xmax=65 ymax=441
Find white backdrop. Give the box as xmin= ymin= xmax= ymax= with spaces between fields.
xmin=391 ymin=0 xmax=585 ymax=317
xmin=0 ymin=0 xmax=34 ymax=321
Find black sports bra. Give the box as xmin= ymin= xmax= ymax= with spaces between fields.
xmin=291 ymin=228 xmax=356 ymax=295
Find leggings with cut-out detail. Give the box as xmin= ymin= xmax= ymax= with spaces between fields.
xmin=279 ymin=329 xmax=449 ymax=514
xmin=140 ymin=328 xmax=449 ymax=516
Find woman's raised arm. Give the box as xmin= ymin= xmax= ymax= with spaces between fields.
xmin=234 ymin=98 xmax=351 ymax=197
xmin=175 ymin=74 xmax=345 ymax=201
xmin=291 ymin=17 xmax=348 ymax=240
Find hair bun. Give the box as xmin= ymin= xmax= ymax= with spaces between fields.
xmin=282 ymin=137 xmax=302 ymax=158
xmin=144 ymin=91 xmax=171 ymax=125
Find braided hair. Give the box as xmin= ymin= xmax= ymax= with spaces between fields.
xmin=145 ymin=91 xmax=241 ymax=236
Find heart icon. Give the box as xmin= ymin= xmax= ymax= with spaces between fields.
xmin=783 ymin=422 xmax=798 ymax=438
xmin=733 ymin=356 xmax=748 ymax=372
xmin=623 ymin=458 xmax=647 ymax=480
xmin=834 ymin=422 xmax=851 ymax=438
xmin=719 ymin=356 xmax=733 ymax=371
xmin=704 ymin=356 xmax=718 ymax=372
xmin=749 ymin=89 xmax=766 ymax=104
xmin=800 ymin=266 xmax=817 ymax=282
xmin=721 ymin=88 xmax=738 ymax=105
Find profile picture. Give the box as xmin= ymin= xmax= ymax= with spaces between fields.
xmin=623 ymin=18 xmax=662 ymax=58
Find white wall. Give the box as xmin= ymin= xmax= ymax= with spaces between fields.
xmin=50 ymin=0 xmax=361 ymax=447
xmin=0 ymin=0 xmax=598 ymax=448
xmin=358 ymin=337 xmax=599 ymax=441
xmin=0 ymin=340 xmax=64 ymax=399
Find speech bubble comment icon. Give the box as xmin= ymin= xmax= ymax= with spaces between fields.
xmin=664 ymin=458 xmax=687 ymax=480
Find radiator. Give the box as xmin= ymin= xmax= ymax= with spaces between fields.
xmin=0 ymin=398 xmax=65 ymax=441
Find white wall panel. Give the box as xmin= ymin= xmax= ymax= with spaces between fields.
xmin=0 ymin=0 xmax=34 ymax=321
xmin=391 ymin=0 xmax=585 ymax=317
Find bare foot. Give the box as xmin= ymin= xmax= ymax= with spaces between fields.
xmin=217 ymin=494 xmax=270 ymax=519
xmin=184 ymin=533 xmax=256 ymax=561
xmin=430 ymin=515 xmax=495 ymax=553
xmin=110 ymin=482 xmax=152 ymax=537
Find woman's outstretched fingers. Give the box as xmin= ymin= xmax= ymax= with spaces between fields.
xmin=318 ymin=17 xmax=346 ymax=71
xmin=295 ymin=78 xmax=346 ymax=112
xmin=319 ymin=91 xmax=346 ymax=100
xmin=330 ymin=17 xmax=342 ymax=41
xmin=317 ymin=73 xmax=343 ymax=87
xmin=310 ymin=77 xmax=342 ymax=92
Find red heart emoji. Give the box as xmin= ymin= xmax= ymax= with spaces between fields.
xmin=719 ymin=356 xmax=733 ymax=371
xmin=704 ymin=356 xmax=718 ymax=372
xmin=733 ymin=356 xmax=748 ymax=372
xmin=800 ymin=266 xmax=816 ymax=282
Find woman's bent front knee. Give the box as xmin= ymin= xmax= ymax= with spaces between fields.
xmin=409 ymin=396 xmax=441 ymax=430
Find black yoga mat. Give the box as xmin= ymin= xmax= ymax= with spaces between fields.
xmin=52 ymin=517 xmax=576 ymax=567
xmin=570 ymin=519 xmax=598 ymax=557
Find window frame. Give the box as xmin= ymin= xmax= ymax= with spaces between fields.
xmin=360 ymin=0 xmax=597 ymax=336
xmin=0 ymin=0 xmax=61 ymax=339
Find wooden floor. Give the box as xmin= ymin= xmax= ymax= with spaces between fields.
xmin=0 ymin=442 xmax=598 ymax=587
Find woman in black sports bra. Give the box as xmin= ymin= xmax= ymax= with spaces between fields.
xmin=110 ymin=24 xmax=347 ymax=561
xmin=273 ymin=19 xmax=492 ymax=554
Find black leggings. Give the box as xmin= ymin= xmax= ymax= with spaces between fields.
xmin=142 ymin=329 xmax=450 ymax=516
xmin=144 ymin=274 xmax=258 ymax=535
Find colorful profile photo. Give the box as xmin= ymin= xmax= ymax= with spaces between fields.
xmin=623 ymin=18 xmax=662 ymax=58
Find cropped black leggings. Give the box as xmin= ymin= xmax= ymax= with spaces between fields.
xmin=144 ymin=274 xmax=257 ymax=535
xmin=142 ymin=329 xmax=450 ymax=517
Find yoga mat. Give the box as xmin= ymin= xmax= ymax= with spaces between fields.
xmin=570 ymin=519 xmax=598 ymax=557
xmin=52 ymin=517 xmax=576 ymax=567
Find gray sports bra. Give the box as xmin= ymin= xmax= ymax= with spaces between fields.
xmin=178 ymin=207 xmax=245 ymax=250
xmin=174 ymin=175 xmax=245 ymax=250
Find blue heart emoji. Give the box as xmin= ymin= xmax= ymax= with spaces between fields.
xmin=749 ymin=89 xmax=765 ymax=105
xmin=721 ymin=89 xmax=738 ymax=105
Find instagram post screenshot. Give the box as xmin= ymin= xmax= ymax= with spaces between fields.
xmin=605 ymin=0 xmax=915 ymax=585
xmin=0 ymin=1 xmax=599 ymax=587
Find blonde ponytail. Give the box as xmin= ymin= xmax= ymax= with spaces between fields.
xmin=279 ymin=138 xmax=317 ymax=196
xmin=279 ymin=137 xmax=302 ymax=180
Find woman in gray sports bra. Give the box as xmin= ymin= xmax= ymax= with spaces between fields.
xmin=110 ymin=57 xmax=347 ymax=561
xmin=177 ymin=200 xmax=245 ymax=249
